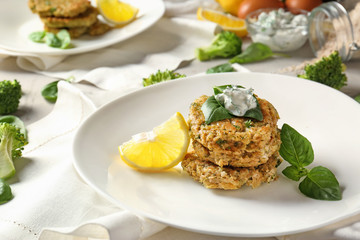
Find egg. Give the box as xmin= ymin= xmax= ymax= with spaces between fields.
xmin=237 ymin=0 xmax=285 ymax=19
xmin=285 ymin=0 xmax=323 ymax=11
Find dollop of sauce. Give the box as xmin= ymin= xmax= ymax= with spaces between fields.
xmin=249 ymin=8 xmax=308 ymax=52
xmin=215 ymin=86 xmax=257 ymax=116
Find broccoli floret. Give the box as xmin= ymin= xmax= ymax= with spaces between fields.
xmin=143 ymin=69 xmax=186 ymax=87
xmin=0 ymin=122 xmax=28 ymax=179
xmin=195 ymin=31 xmax=242 ymax=61
xmin=0 ymin=80 xmax=22 ymax=115
xmin=298 ymin=51 xmax=347 ymax=90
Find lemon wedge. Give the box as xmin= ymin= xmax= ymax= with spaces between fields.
xmin=197 ymin=7 xmax=248 ymax=37
xmin=119 ymin=112 xmax=190 ymax=172
xmin=97 ymin=0 xmax=138 ymax=25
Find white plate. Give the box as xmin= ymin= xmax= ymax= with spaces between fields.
xmin=0 ymin=0 xmax=164 ymax=55
xmin=73 ymin=72 xmax=360 ymax=237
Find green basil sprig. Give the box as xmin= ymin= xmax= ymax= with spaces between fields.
xmin=280 ymin=124 xmax=342 ymax=201
xmin=0 ymin=178 xmax=13 ymax=205
xmin=229 ymin=42 xmax=289 ymax=64
xmin=201 ymin=85 xmax=263 ymax=124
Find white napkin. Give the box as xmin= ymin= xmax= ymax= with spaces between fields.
xmin=0 ymin=48 xmax=66 ymax=70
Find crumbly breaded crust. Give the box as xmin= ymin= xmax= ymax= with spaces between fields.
xmin=87 ymin=20 xmax=112 ymax=36
xmin=182 ymin=152 xmax=281 ymax=190
xmin=28 ymin=0 xmax=91 ymax=17
xmin=40 ymin=6 xmax=98 ymax=28
xmin=188 ymin=95 xmax=281 ymax=167
xmin=44 ymin=25 xmax=88 ymax=38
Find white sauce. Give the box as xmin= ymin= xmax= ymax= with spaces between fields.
xmin=215 ymin=86 xmax=257 ymax=116
xmin=249 ymin=8 xmax=308 ymax=52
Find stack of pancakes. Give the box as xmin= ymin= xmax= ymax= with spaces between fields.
xmin=28 ymin=0 xmax=111 ymax=38
xmin=182 ymin=95 xmax=282 ymax=190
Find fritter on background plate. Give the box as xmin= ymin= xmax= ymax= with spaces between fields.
xmin=28 ymin=0 xmax=91 ymax=17
xmin=40 ymin=6 xmax=98 ymax=28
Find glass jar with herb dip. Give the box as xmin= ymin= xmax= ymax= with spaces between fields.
xmin=308 ymin=0 xmax=360 ymax=61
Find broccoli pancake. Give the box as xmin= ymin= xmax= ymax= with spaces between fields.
xmin=44 ymin=25 xmax=88 ymax=38
xmin=28 ymin=0 xmax=91 ymax=17
xmin=182 ymin=152 xmax=281 ymax=190
xmin=188 ymin=95 xmax=281 ymax=168
xmin=87 ymin=20 xmax=112 ymax=36
xmin=40 ymin=6 xmax=98 ymax=28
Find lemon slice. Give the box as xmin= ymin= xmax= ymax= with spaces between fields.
xmin=119 ymin=112 xmax=190 ymax=172
xmin=197 ymin=7 xmax=248 ymax=37
xmin=97 ymin=0 xmax=139 ymax=25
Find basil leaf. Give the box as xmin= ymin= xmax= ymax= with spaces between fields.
xmin=243 ymin=101 xmax=263 ymax=121
xmin=29 ymin=30 xmax=72 ymax=49
xmin=282 ymin=165 xmax=308 ymax=181
xmin=29 ymin=31 xmax=46 ymax=43
xmin=229 ymin=42 xmax=275 ymax=64
xmin=0 ymin=179 xmax=13 ymax=205
xmin=201 ymin=96 xmax=233 ymax=124
xmin=206 ymin=63 xmax=236 ymax=74
xmin=299 ymin=166 xmax=342 ymax=201
xmin=280 ymin=124 xmax=314 ymax=168
xmin=45 ymin=32 xmax=62 ymax=48
xmin=41 ymin=80 xmax=59 ymax=103
xmin=57 ymin=29 xmax=71 ymax=49
xmin=0 ymin=115 xmax=27 ymax=139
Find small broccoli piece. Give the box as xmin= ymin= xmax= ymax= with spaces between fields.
xmin=298 ymin=51 xmax=347 ymax=90
xmin=0 ymin=80 xmax=22 ymax=115
xmin=0 ymin=122 xmax=28 ymax=179
xmin=143 ymin=69 xmax=186 ymax=87
xmin=195 ymin=31 xmax=242 ymax=61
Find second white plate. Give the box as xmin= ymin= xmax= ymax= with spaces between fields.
xmin=0 ymin=0 xmax=164 ymax=55
xmin=73 ymin=72 xmax=360 ymax=237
